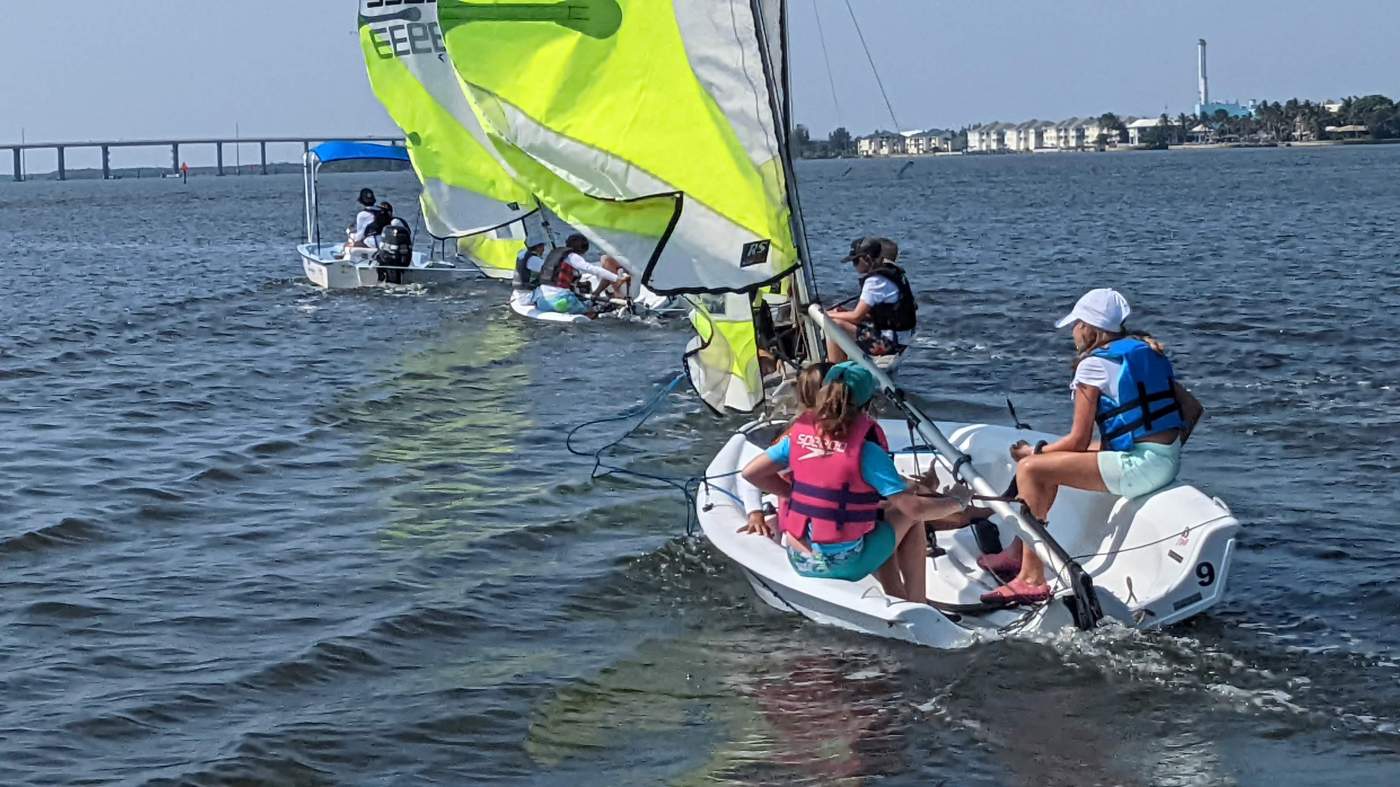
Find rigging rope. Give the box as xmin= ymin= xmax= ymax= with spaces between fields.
xmin=562 ymin=372 xmax=742 ymax=536
xmin=811 ymin=0 xmax=843 ymax=129
xmin=843 ymin=0 xmax=902 ymax=132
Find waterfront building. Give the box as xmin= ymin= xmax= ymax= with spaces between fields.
xmin=1127 ymin=117 xmax=1184 ymax=146
xmin=1004 ymin=120 xmax=1044 ymax=152
xmin=856 ymin=130 xmax=904 ymax=157
xmin=1325 ymin=124 xmax=1368 ymax=139
xmin=966 ymin=123 xmax=1007 ymax=152
xmin=901 ymin=129 xmax=954 ymax=155
xmin=1050 ymin=117 xmax=1087 ymax=150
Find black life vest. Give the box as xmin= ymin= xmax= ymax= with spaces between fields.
xmin=362 ymin=204 xmax=391 ymax=239
xmin=538 ymin=247 xmax=578 ymax=289
xmin=513 ymin=247 xmax=541 ymax=291
xmin=860 ymin=262 xmax=917 ymax=333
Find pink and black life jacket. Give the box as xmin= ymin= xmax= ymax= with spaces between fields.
xmin=779 ymin=412 xmax=889 ymax=544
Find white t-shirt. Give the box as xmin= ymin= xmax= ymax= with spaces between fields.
xmin=352 ymin=209 xmax=377 ymax=243
xmin=1071 ymin=355 xmax=1123 ymax=402
xmin=523 ymin=254 xmax=544 ymax=274
xmin=859 ymin=275 xmax=906 ymax=342
xmin=859 ymin=275 xmax=900 ymax=307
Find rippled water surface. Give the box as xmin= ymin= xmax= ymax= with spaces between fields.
xmin=2 ymin=147 xmax=1398 ymax=785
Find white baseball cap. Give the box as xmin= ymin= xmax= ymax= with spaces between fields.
xmin=1054 ymin=288 xmax=1131 ymax=331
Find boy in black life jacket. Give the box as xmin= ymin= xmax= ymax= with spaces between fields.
xmin=824 ymin=237 xmax=917 ymax=363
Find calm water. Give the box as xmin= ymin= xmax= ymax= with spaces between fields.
xmin=1 ymin=147 xmax=1397 ymax=786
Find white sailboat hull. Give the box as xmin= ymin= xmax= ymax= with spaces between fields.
xmin=697 ymin=420 xmax=1239 ymax=649
xmin=297 ymin=243 xmax=463 ymax=290
xmin=508 ymin=291 xmax=594 ymax=324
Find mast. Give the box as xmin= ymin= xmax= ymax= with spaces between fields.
xmin=752 ymin=0 xmax=824 ymax=363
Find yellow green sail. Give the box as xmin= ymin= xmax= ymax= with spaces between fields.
xmin=358 ymin=0 xmax=538 ymax=250
xmin=685 ymin=294 xmax=764 ymax=414
xmin=437 ymin=0 xmax=801 ymax=296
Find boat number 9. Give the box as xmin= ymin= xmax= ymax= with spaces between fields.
xmin=1195 ymin=562 xmax=1216 ymax=587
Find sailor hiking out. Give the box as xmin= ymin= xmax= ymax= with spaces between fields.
xmin=824 ymin=236 xmax=917 ymax=363
xmin=532 ymin=233 xmax=630 ymax=316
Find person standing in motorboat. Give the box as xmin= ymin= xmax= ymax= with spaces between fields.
xmin=980 ymin=288 xmax=1190 ymax=605
xmin=741 ymin=362 xmax=974 ymax=603
xmin=823 ymin=237 xmax=917 ymax=363
xmin=343 ymin=188 xmax=391 ymax=256
xmin=511 ymin=241 xmax=549 ymax=307
xmin=533 ymin=233 xmax=630 ymax=315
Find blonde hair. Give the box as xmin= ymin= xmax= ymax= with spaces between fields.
xmin=814 ymin=379 xmax=862 ymax=440
xmin=795 ymin=362 xmax=833 ymax=412
xmin=1073 ymin=323 xmax=1167 ymax=369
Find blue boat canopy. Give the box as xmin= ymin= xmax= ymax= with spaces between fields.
xmin=310 ymin=141 xmax=409 ymax=164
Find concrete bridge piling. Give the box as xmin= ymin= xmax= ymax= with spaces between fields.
xmin=4 ymin=135 xmax=402 ymax=181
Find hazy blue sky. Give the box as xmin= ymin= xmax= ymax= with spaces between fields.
xmin=4 ymin=0 xmax=1398 ymax=166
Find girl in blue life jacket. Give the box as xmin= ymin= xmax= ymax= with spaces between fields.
xmin=741 ymin=362 xmax=973 ymax=603
xmin=981 ymin=288 xmax=1187 ymax=605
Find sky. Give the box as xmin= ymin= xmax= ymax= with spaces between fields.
xmin=3 ymin=0 xmax=1398 ymax=168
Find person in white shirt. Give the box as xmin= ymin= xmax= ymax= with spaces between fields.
xmin=533 ymin=234 xmax=629 ymax=316
xmin=343 ymin=189 xmax=390 ymax=258
xmin=979 ymin=288 xmax=1190 ymax=607
xmin=824 ymin=237 xmax=917 ymax=362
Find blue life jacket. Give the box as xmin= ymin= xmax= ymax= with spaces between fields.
xmin=1090 ymin=338 xmax=1184 ymax=451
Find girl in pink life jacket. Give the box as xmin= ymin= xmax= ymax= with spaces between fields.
xmin=740 ymin=362 xmax=833 ymax=538
xmin=741 ymin=362 xmax=972 ymax=603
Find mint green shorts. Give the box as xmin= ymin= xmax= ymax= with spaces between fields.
xmin=1097 ymin=440 xmax=1182 ymax=499
xmin=788 ymin=521 xmax=897 ymax=582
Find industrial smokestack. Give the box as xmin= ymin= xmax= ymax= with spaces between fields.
xmin=1197 ymin=38 xmax=1209 ymax=107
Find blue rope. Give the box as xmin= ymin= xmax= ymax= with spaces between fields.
xmin=563 ymin=372 xmax=750 ymax=536
xmin=564 ymin=373 xmax=705 ymax=532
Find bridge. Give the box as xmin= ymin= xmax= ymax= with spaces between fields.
xmin=2 ymin=135 xmax=405 ymax=182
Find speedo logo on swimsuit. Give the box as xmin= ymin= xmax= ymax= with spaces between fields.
xmin=795 ymin=433 xmax=846 ymax=461
xmin=361 ymin=1 xmax=445 ymax=60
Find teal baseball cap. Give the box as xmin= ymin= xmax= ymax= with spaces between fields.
xmin=823 ymin=361 xmax=876 ymax=407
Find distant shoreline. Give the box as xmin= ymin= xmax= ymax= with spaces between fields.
xmin=803 ymin=137 xmax=1400 ymax=162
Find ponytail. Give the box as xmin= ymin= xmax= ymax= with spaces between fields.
xmin=1126 ymin=327 xmax=1167 ymax=355
xmin=1073 ymin=324 xmax=1168 ymax=370
xmin=814 ymin=379 xmax=860 ymax=440
xmin=796 ymin=362 xmax=833 ymax=413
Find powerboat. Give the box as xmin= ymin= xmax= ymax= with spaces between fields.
xmin=298 ymin=141 xmax=464 ymax=290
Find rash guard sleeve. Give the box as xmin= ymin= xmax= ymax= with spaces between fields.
xmin=859 ymin=443 xmax=908 ymax=498
xmin=565 ymin=252 xmax=620 ymax=282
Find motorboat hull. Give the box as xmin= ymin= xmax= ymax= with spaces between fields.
xmin=297 ymin=243 xmax=461 ymax=290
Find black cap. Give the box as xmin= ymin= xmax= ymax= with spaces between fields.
xmin=358 ymin=188 xmax=376 ymax=207
xmin=565 ymin=232 xmax=589 ymax=251
xmin=842 ymin=237 xmax=884 ymax=263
